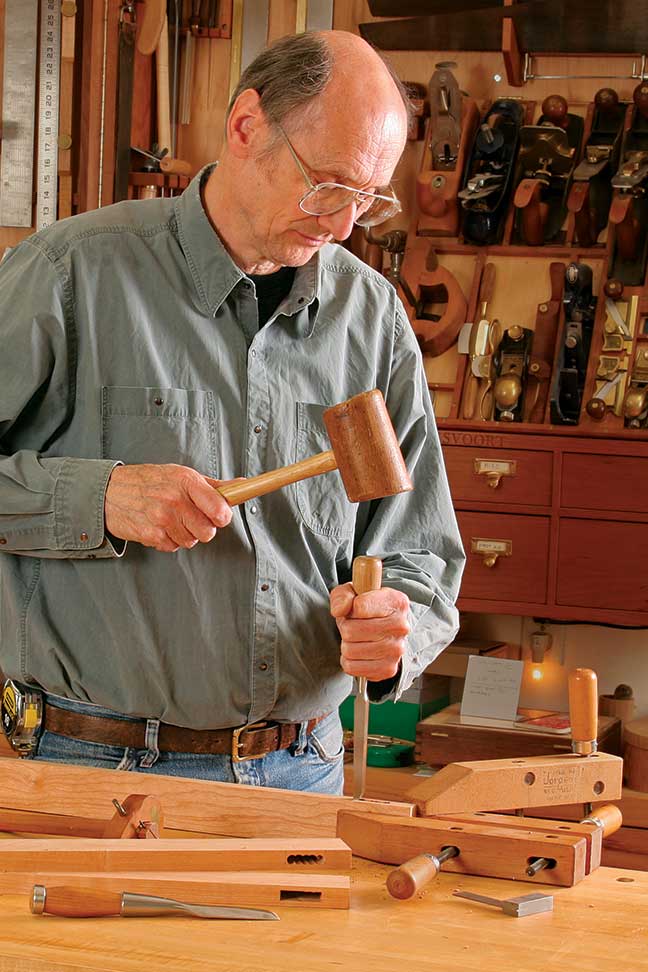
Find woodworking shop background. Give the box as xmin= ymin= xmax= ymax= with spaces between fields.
xmin=1 ymin=0 xmax=647 ymax=716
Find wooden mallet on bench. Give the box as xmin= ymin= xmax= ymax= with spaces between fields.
xmin=215 ymin=389 xmax=413 ymax=507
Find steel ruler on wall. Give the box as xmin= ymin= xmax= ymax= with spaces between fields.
xmin=36 ymin=0 xmax=62 ymax=230
xmin=0 ymin=0 xmax=39 ymax=227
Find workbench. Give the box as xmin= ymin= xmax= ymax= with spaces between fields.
xmin=0 ymin=859 xmax=645 ymax=972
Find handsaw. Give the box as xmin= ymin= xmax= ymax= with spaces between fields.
xmin=359 ymin=1 xmax=645 ymax=55
xmin=369 ymin=0 xmax=503 ymax=14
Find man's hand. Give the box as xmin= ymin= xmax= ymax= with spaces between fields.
xmin=105 ymin=464 xmax=234 ymax=552
xmin=330 ymin=582 xmax=410 ymax=682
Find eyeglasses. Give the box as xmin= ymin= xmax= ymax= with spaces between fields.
xmin=276 ymin=124 xmax=401 ymax=228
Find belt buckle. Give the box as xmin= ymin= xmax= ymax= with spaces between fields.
xmin=231 ymin=721 xmax=275 ymax=762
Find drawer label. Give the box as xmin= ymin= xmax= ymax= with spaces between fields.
xmin=440 ymin=431 xmax=506 ymax=448
xmin=471 ymin=538 xmax=512 ymax=556
xmin=474 ymin=458 xmax=517 ymax=478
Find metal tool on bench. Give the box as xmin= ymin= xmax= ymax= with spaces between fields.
xmin=214 ymin=389 xmax=413 ymax=507
xmin=30 ymin=885 xmax=279 ymax=920
xmin=453 ymin=889 xmax=553 ymax=917
xmin=351 ymin=557 xmax=383 ymax=801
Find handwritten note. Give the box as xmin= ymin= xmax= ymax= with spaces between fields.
xmin=460 ymin=655 xmax=524 ymax=723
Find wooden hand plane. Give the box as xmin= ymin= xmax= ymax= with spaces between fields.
xmin=514 ymin=95 xmax=584 ymax=245
xmin=609 ymin=82 xmax=648 ymax=284
xmin=416 ymin=62 xmax=479 ymax=236
xmin=549 ymin=261 xmax=597 ymax=425
xmin=459 ymin=98 xmax=525 ymax=245
xmin=568 ymin=88 xmax=627 ymax=247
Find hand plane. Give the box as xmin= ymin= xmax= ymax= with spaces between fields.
xmin=609 ymin=82 xmax=648 ymax=284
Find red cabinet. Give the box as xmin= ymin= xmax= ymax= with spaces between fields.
xmin=440 ymin=426 xmax=648 ymax=625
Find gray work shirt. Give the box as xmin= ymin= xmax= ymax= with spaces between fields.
xmin=0 ymin=166 xmax=465 ymax=729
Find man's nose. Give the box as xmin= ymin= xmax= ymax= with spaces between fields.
xmin=317 ymin=202 xmax=357 ymax=241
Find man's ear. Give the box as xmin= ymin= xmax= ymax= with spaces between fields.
xmin=226 ymin=88 xmax=268 ymax=159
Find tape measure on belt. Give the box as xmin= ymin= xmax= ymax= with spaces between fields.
xmin=36 ymin=0 xmax=62 ymax=230
xmin=1 ymin=679 xmax=43 ymax=755
xmin=0 ymin=0 xmax=39 ymax=227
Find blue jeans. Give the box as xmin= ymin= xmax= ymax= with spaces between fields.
xmin=32 ymin=696 xmax=345 ymax=795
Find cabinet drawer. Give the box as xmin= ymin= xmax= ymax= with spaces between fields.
xmin=561 ymin=454 xmax=648 ymax=513
xmin=443 ymin=446 xmax=553 ymax=506
xmin=557 ymin=518 xmax=648 ymax=612
xmin=457 ymin=511 xmax=550 ymax=603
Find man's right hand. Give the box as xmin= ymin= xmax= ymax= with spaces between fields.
xmin=104 ymin=464 xmax=234 ymax=552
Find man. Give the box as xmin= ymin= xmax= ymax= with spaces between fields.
xmin=0 ymin=30 xmax=464 ymax=793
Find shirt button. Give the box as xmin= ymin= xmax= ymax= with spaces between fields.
xmin=297 ymin=297 xmax=306 ymax=304
xmin=249 ymin=505 xmax=257 ymax=515
xmin=80 ymin=532 xmax=89 ymax=542
xmin=250 ymin=349 xmax=257 ymax=357
xmin=259 ymin=661 xmax=268 ymax=671
xmin=260 ymin=583 xmax=269 ymax=591
xmin=0 ymin=538 xmax=6 ymax=545
xmin=254 ymin=425 xmax=262 ymax=434
xmin=153 ymin=396 xmax=164 ymax=406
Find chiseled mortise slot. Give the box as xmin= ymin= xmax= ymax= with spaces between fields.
xmin=286 ymin=854 xmax=324 ymax=865
xmin=280 ymin=890 xmax=323 ymax=900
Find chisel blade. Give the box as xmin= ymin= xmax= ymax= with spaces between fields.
xmin=353 ymin=677 xmax=369 ymax=800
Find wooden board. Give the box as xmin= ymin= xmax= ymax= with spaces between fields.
xmin=0 ymin=758 xmax=414 ymax=839
xmin=337 ymin=810 xmax=587 ymax=886
xmin=0 ymin=860 xmax=646 ymax=972
xmin=0 ymin=870 xmax=350 ymax=909
xmin=405 ymin=752 xmax=623 ymax=815
xmin=0 ymin=837 xmax=351 ymax=873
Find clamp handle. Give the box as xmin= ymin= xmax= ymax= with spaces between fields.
xmin=568 ymin=668 xmax=598 ymax=754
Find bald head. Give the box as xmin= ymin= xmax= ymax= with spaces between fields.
xmin=227 ymin=29 xmax=409 ymax=144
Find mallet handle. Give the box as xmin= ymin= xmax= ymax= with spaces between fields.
xmin=216 ymin=450 xmax=337 ymax=507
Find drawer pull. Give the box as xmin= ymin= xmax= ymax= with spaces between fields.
xmin=471 ymin=537 xmax=513 ymax=568
xmin=474 ymin=458 xmax=517 ymax=490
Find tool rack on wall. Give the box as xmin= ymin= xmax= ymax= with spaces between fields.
xmin=359 ymin=2 xmax=648 ymax=626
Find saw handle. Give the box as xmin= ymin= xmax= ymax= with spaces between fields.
xmin=568 ymin=668 xmax=598 ymax=754
xmin=31 ymin=885 xmax=122 ymax=918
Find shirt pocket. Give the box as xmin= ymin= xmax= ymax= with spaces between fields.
xmin=101 ymin=386 xmax=216 ymax=474
xmin=293 ymin=402 xmax=356 ymax=541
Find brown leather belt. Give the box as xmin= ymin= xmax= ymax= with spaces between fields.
xmin=43 ymin=704 xmax=324 ymax=762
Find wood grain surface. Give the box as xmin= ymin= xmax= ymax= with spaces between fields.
xmin=0 ymin=861 xmax=645 ymax=972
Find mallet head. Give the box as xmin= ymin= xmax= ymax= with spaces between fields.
xmin=323 ymin=389 xmax=413 ymax=503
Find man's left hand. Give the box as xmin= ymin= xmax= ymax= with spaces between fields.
xmin=329 ymin=583 xmax=410 ymax=682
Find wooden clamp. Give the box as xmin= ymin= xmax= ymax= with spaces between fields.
xmin=402 ymin=751 xmax=622 ymax=817
xmin=337 ymin=811 xmax=588 ymax=888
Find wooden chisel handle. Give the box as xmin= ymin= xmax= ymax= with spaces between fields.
xmin=568 ymin=668 xmax=598 ymax=755
xmin=479 ymin=262 xmax=496 ymax=308
xmin=352 ymin=556 xmax=383 ymax=701
xmin=31 ymin=885 xmax=122 ymax=918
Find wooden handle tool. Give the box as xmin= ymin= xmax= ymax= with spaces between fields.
xmin=387 ymin=846 xmax=459 ymax=899
xmin=581 ymin=803 xmax=623 ymax=837
xmin=351 ymin=556 xmax=383 ymax=801
xmin=568 ymin=667 xmax=598 ymax=755
xmin=217 ymin=390 xmax=412 ymax=508
xmin=30 ymin=886 xmax=278 ymax=920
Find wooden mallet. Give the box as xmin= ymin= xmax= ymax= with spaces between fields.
xmin=216 ymin=389 xmax=413 ymax=507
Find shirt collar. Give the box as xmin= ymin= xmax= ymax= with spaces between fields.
xmin=174 ymin=164 xmax=322 ymax=333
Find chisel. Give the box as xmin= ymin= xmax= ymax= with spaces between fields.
xmin=351 ymin=556 xmax=383 ymax=801
xmin=31 ymin=885 xmax=279 ymax=920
